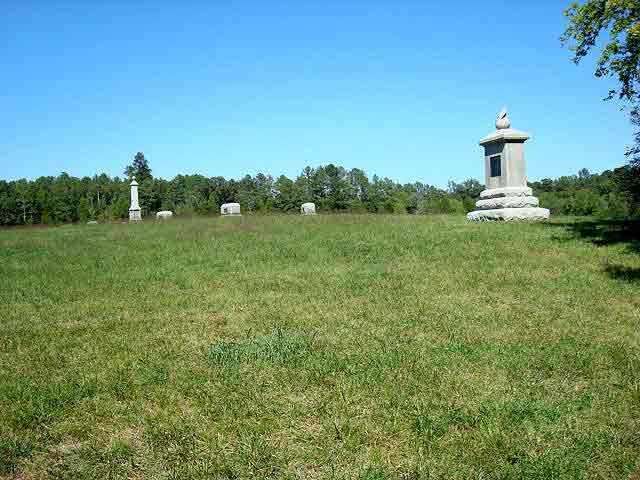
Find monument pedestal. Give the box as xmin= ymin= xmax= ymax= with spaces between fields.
xmin=467 ymin=206 xmax=549 ymax=221
xmin=129 ymin=208 xmax=141 ymax=222
xmin=467 ymin=186 xmax=549 ymax=221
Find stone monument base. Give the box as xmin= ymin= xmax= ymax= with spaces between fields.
xmin=467 ymin=187 xmax=549 ymax=221
xmin=467 ymin=207 xmax=549 ymax=221
xmin=129 ymin=209 xmax=141 ymax=222
xmin=479 ymin=186 xmax=532 ymax=199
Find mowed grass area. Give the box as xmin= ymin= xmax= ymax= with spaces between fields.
xmin=1 ymin=215 xmax=639 ymax=479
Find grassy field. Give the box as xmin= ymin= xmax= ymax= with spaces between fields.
xmin=1 ymin=215 xmax=639 ymax=479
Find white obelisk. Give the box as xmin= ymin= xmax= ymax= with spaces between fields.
xmin=129 ymin=177 xmax=141 ymax=222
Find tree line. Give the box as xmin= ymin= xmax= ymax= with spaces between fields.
xmin=0 ymin=153 xmax=638 ymax=225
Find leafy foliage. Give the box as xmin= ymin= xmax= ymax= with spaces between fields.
xmin=0 ymin=162 xmax=482 ymax=225
xmin=561 ymin=0 xmax=640 ymax=162
xmin=124 ymin=152 xmax=152 ymax=181
xmin=531 ymin=165 xmax=638 ymax=217
xmin=1 ymin=158 xmax=639 ymax=225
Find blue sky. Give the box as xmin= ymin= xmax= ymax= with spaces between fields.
xmin=0 ymin=0 xmax=632 ymax=187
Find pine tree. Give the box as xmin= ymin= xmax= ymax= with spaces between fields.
xmin=124 ymin=152 xmax=152 ymax=181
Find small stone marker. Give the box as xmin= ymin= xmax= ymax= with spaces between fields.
xmin=156 ymin=210 xmax=173 ymax=220
xmin=220 ymin=203 xmax=241 ymax=216
xmin=301 ymin=202 xmax=316 ymax=215
xmin=467 ymin=108 xmax=550 ymax=221
xmin=87 ymin=220 xmax=98 ymax=225
xmin=129 ymin=177 xmax=141 ymax=222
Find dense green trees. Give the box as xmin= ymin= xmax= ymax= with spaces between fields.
xmin=530 ymin=165 xmax=637 ymax=217
xmin=0 ymin=163 xmax=471 ymax=225
xmin=0 ymin=162 xmax=638 ymax=225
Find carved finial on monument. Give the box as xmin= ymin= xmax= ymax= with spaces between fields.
xmin=495 ymin=107 xmax=510 ymax=130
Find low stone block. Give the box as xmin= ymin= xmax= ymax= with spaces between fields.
xmin=221 ymin=203 xmax=241 ymax=216
xmin=479 ymin=186 xmax=533 ymax=199
xmin=475 ymin=196 xmax=539 ymax=210
xmin=156 ymin=210 xmax=173 ymax=220
xmin=301 ymin=202 xmax=316 ymax=215
xmin=467 ymin=207 xmax=550 ymax=221
xmin=129 ymin=209 xmax=141 ymax=222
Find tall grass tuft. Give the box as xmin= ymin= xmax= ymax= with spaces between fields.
xmin=207 ymin=327 xmax=317 ymax=365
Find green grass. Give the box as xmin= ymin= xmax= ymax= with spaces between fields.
xmin=0 ymin=215 xmax=639 ymax=479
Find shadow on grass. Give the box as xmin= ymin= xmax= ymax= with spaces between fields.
xmin=604 ymin=265 xmax=640 ymax=282
xmin=545 ymin=219 xmax=640 ymax=283
xmin=546 ymin=219 xmax=640 ymax=251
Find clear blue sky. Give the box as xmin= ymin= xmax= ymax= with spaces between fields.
xmin=0 ymin=0 xmax=632 ymax=187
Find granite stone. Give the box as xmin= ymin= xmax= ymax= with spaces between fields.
xmin=221 ymin=203 xmax=241 ymax=216
xmin=301 ymin=202 xmax=316 ymax=215
xmin=467 ymin=109 xmax=549 ymax=222
xmin=156 ymin=210 xmax=173 ymax=220
xmin=475 ymin=196 xmax=539 ymax=210
xmin=479 ymin=186 xmax=533 ymax=199
xmin=467 ymin=207 xmax=550 ymax=221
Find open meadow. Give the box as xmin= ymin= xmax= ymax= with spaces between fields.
xmin=1 ymin=215 xmax=639 ymax=479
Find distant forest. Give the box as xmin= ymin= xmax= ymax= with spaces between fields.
xmin=0 ymin=153 xmax=638 ymax=225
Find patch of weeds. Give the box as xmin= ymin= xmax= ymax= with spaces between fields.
xmin=6 ymin=374 xmax=98 ymax=429
xmin=105 ymin=438 xmax=135 ymax=466
xmin=411 ymin=402 xmax=480 ymax=448
xmin=358 ymin=464 xmax=394 ymax=480
xmin=608 ymin=342 xmax=640 ymax=375
xmin=499 ymin=398 xmax=561 ymax=425
xmin=234 ymin=430 xmax=288 ymax=476
xmin=371 ymin=337 xmax=421 ymax=370
xmin=444 ymin=327 xmax=475 ymax=356
xmin=330 ymin=416 xmax=366 ymax=453
xmin=306 ymin=351 xmax=361 ymax=383
xmin=108 ymin=355 xmax=171 ymax=400
xmin=0 ymin=428 xmax=36 ymax=475
xmin=206 ymin=327 xmax=317 ymax=365
xmin=412 ymin=414 xmax=448 ymax=447
xmin=351 ymin=336 xmax=425 ymax=386
xmin=43 ymin=439 xmax=136 ymax=480
xmin=143 ymin=416 xmax=200 ymax=454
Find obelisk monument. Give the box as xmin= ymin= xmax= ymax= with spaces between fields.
xmin=129 ymin=177 xmax=141 ymax=222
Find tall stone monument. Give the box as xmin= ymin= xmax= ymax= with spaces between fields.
xmin=129 ymin=177 xmax=141 ymax=222
xmin=467 ymin=108 xmax=549 ymax=221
